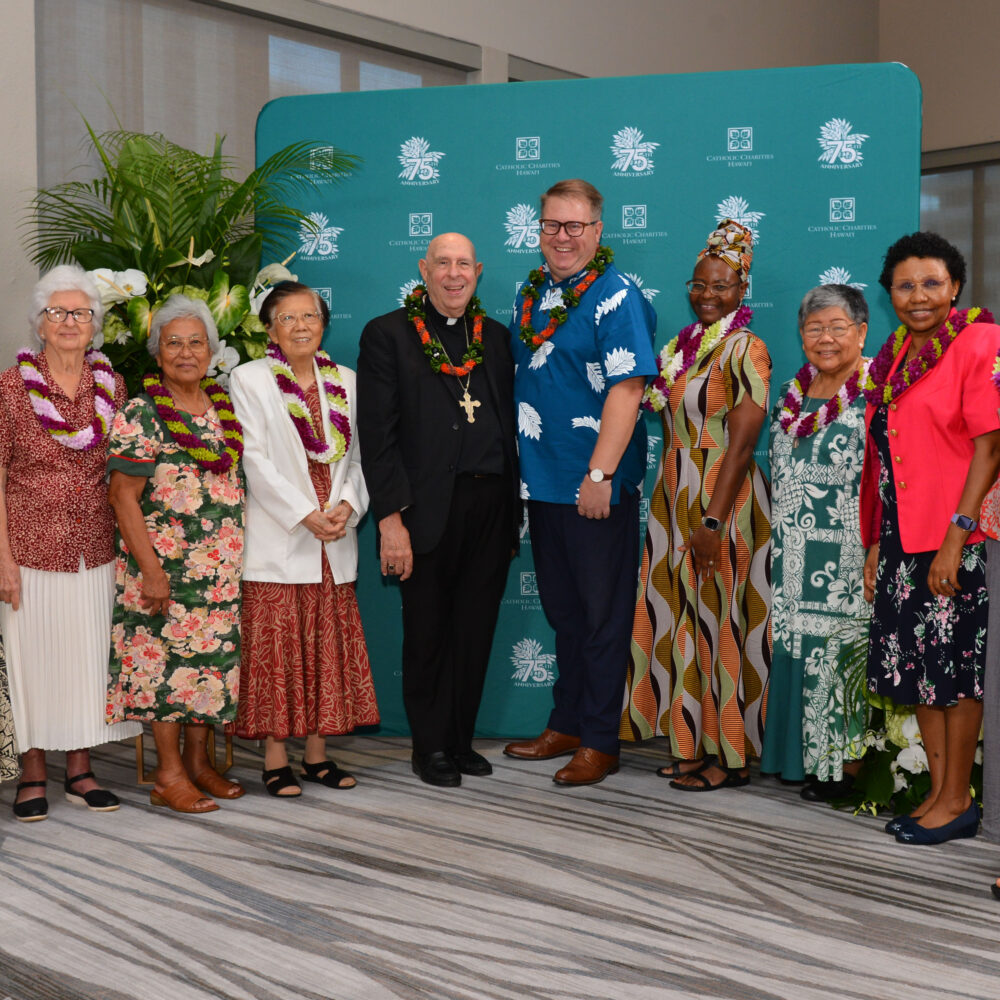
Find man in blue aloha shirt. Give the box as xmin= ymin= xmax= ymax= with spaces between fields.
xmin=504 ymin=178 xmax=657 ymax=786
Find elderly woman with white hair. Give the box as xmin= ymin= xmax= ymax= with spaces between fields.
xmin=0 ymin=264 xmax=141 ymax=822
xmin=106 ymin=294 xmax=245 ymax=814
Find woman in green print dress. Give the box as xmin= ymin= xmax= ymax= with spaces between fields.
xmin=107 ymin=295 xmax=245 ymax=814
xmin=762 ymin=284 xmax=870 ymax=800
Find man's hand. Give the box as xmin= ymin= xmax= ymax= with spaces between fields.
xmin=379 ymin=511 xmax=414 ymax=580
xmin=577 ymin=476 xmax=612 ymax=519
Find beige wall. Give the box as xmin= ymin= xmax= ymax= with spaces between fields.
xmin=320 ymin=0 xmax=880 ymax=77
xmin=879 ymin=0 xmax=1000 ymax=151
xmin=2 ymin=0 xmax=38 ymax=360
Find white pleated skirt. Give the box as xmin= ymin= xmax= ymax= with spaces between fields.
xmin=0 ymin=558 xmax=142 ymax=752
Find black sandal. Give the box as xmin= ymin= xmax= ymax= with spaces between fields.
xmin=262 ymin=765 xmax=301 ymax=797
xmin=13 ymin=780 xmax=48 ymax=823
xmin=65 ymin=771 xmax=120 ymax=812
xmin=301 ymin=759 xmax=356 ymax=789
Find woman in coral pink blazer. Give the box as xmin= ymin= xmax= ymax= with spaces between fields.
xmin=861 ymin=232 xmax=1000 ymax=846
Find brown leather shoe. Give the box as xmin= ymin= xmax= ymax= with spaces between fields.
xmin=189 ymin=764 xmax=246 ymax=800
xmin=503 ymin=728 xmax=581 ymax=760
xmin=553 ymin=747 xmax=619 ymax=786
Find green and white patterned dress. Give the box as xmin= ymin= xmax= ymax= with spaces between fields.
xmin=761 ymin=387 xmax=869 ymax=782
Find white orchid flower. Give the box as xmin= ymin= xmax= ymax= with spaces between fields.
xmin=208 ymin=340 xmax=241 ymax=377
xmin=249 ymin=260 xmax=299 ymax=316
xmin=896 ymin=743 xmax=928 ymax=775
xmin=900 ymin=713 xmax=921 ymax=743
xmin=115 ymin=269 xmax=148 ymax=297
xmin=89 ymin=268 xmax=127 ymax=306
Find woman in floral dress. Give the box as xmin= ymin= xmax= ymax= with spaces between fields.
xmin=230 ymin=281 xmax=377 ymax=798
xmin=761 ymin=284 xmax=870 ymax=799
xmin=107 ymin=296 xmax=245 ymax=814
xmin=624 ymin=220 xmax=771 ymax=791
xmin=861 ymin=232 xmax=1000 ymax=845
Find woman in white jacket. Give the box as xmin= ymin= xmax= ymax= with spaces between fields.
xmin=230 ymin=282 xmax=378 ymax=797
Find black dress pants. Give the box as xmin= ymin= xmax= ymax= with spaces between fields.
xmin=399 ymin=474 xmax=513 ymax=755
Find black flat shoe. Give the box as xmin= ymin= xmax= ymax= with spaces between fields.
xmin=451 ymin=749 xmax=492 ymax=776
xmin=64 ymin=771 xmax=120 ymax=812
xmin=262 ymin=765 xmax=301 ymax=797
xmin=412 ymin=751 xmax=461 ymax=787
xmin=800 ymin=775 xmax=855 ymax=802
xmin=301 ymin=759 xmax=356 ymax=789
xmin=13 ymin=780 xmax=48 ymax=823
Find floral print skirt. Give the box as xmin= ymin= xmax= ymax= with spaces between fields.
xmin=867 ymin=407 xmax=987 ymax=705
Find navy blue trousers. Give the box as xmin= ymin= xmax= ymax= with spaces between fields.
xmin=527 ymin=489 xmax=640 ymax=755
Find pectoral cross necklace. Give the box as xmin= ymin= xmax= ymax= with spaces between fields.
xmin=446 ymin=315 xmax=480 ymax=423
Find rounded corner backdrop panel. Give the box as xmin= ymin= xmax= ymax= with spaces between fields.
xmin=256 ymin=62 xmax=921 ymax=738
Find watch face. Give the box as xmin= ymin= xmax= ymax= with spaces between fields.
xmin=589 ymin=469 xmax=604 ymax=483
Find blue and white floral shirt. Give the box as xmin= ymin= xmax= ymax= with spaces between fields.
xmin=510 ymin=261 xmax=657 ymax=504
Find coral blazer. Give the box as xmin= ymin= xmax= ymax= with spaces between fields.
xmin=860 ymin=317 xmax=1000 ymax=553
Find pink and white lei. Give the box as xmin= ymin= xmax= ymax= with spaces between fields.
xmin=266 ymin=342 xmax=350 ymax=463
xmin=17 ymin=347 xmax=116 ymax=451
xmin=778 ymin=359 xmax=872 ymax=437
xmin=642 ymin=305 xmax=753 ymax=413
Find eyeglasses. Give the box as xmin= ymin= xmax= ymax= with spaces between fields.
xmin=161 ymin=336 xmax=210 ymax=353
xmin=40 ymin=306 xmax=94 ymax=324
xmin=685 ymin=280 xmax=740 ymax=295
xmin=890 ymin=278 xmax=951 ymax=294
xmin=538 ymin=219 xmax=600 ymax=237
xmin=274 ymin=312 xmax=323 ymax=328
xmin=801 ymin=322 xmax=857 ymax=339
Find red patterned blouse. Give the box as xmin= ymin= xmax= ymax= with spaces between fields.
xmin=0 ymin=354 xmax=126 ymax=572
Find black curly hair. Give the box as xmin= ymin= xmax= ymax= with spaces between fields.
xmin=878 ymin=231 xmax=966 ymax=298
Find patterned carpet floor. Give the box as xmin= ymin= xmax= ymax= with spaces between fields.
xmin=0 ymin=735 xmax=998 ymax=1000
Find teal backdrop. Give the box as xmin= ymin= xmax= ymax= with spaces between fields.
xmin=255 ymin=62 xmax=921 ymax=738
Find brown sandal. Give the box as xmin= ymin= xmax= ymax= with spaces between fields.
xmin=150 ymin=776 xmax=219 ymax=814
xmin=188 ymin=764 xmax=245 ymax=800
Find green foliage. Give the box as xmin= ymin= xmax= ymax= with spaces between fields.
xmin=23 ymin=120 xmax=360 ymax=394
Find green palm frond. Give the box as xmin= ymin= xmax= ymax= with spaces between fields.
xmin=23 ymin=122 xmax=360 ymax=284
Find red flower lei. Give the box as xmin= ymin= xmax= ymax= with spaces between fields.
xmin=518 ymin=245 xmax=614 ymax=351
xmin=862 ymin=307 xmax=993 ymax=405
xmin=404 ymin=287 xmax=486 ymax=375
xmin=142 ymin=373 xmax=244 ymax=474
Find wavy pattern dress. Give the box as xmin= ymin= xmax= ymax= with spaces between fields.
xmin=623 ymin=325 xmax=772 ymax=767
xmin=760 ymin=390 xmax=868 ymax=782
xmin=0 ymin=636 xmax=17 ymax=782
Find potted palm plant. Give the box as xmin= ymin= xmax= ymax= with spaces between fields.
xmin=24 ymin=121 xmax=359 ymax=392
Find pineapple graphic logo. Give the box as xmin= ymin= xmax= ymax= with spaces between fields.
xmin=510 ymin=638 xmax=556 ymax=686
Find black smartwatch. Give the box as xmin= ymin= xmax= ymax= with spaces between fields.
xmin=701 ymin=515 xmax=723 ymax=531
xmin=951 ymin=513 xmax=977 ymax=531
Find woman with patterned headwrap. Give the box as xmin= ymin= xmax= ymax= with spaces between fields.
xmin=624 ymin=219 xmax=772 ymax=790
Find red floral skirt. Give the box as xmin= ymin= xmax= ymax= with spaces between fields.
xmin=235 ymin=557 xmax=379 ymax=740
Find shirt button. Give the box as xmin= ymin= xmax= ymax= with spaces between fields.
xmin=890 ymin=429 xmax=898 ymax=437
xmin=452 ymin=423 xmax=459 ymax=431
xmin=890 ymin=403 xmax=897 ymax=411
xmin=899 ymin=481 xmax=907 ymax=489
xmin=894 ymin=455 xmax=901 ymax=463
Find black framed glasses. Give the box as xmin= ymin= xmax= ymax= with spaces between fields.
xmin=40 ymin=306 xmax=95 ymax=324
xmin=538 ymin=219 xmax=600 ymax=237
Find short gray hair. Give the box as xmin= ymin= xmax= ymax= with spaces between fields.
xmin=798 ymin=284 xmax=869 ymax=328
xmin=30 ymin=264 xmax=105 ymax=347
xmin=147 ymin=294 xmax=220 ymax=357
